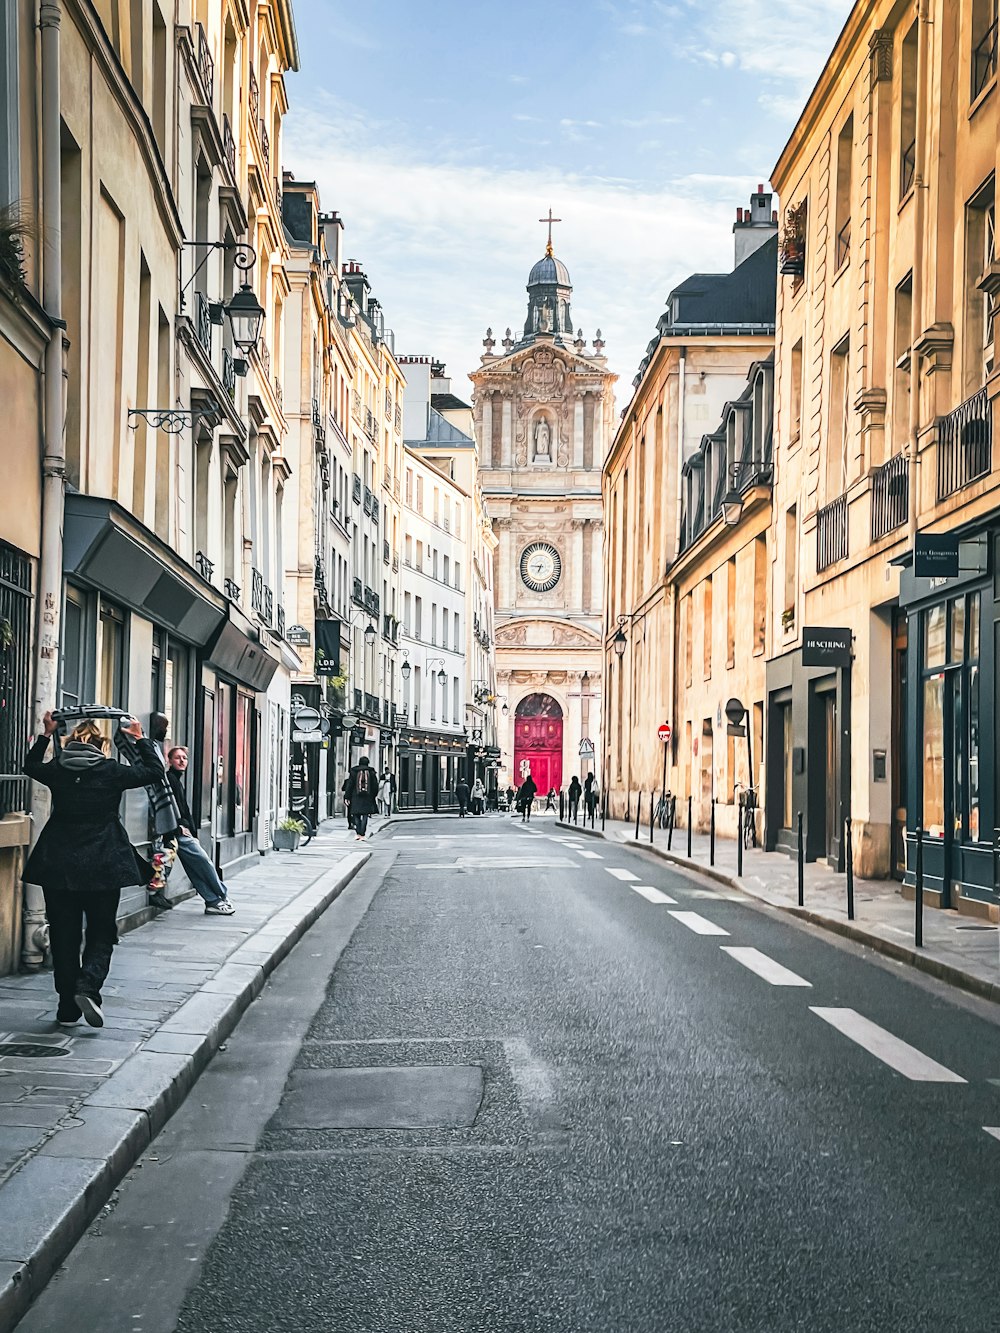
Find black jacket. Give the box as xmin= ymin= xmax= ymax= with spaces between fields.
xmin=344 ymin=763 xmax=378 ymax=815
xmin=568 ymin=779 xmax=582 ymax=802
xmin=23 ymin=736 xmax=161 ymax=893
xmin=456 ymin=780 xmax=471 ymax=803
xmin=166 ymin=768 xmax=195 ymax=832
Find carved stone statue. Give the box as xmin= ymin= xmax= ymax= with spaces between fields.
xmin=539 ymin=302 xmax=553 ymax=333
xmin=533 ymin=417 xmax=552 ymax=461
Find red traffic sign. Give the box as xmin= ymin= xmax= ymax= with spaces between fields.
xmin=657 ymin=722 xmax=672 ymax=744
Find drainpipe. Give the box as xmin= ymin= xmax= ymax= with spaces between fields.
xmin=907 ymin=0 xmax=930 ymax=547
xmin=674 ymin=346 xmax=687 ymax=561
xmin=668 ymin=346 xmax=686 ymax=808
xmin=22 ymin=0 xmax=65 ymax=969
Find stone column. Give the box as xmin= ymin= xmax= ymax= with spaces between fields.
xmin=501 ymin=395 xmax=513 ymax=469
xmin=570 ymin=519 xmax=585 ymax=613
xmin=496 ymin=519 xmax=514 ymax=610
xmin=592 ymin=394 xmax=604 ymax=464
xmin=573 ymin=395 xmax=585 ymax=469
xmin=481 ymin=393 xmax=493 ymax=465
xmin=566 ymin=671 xmax=584 ymax=783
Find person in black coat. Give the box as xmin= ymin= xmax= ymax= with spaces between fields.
xmin=567 ymin=775 xmax=582 ymax=823
xmin=343 ymin=755 xmax=378 ymax=840
xmin=517 ymin=774 xmax=538 ymax=823
xmin=23 ymin=712 xmax=163 ymax=1028
xmin=455 ymin=777 xmax=470 ymax=817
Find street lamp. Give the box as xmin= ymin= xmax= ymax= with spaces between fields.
xmin=363 ymin=619 xmax=376 ymax=646
xmin=426 ymin=658 xmax=447 ymax=687
xmin=612 ymin=615 xmax=628 ymax=659
xmin=400 ymin=653 xmax=411 ymax=681
xmin=225 ymin=282 xmax=266 ymax=361
xmin=722 ymin=462 xmax=744 ymax=527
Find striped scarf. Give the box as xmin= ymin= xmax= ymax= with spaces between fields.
xmin=114 ymin=730 xmax=183 ymax=837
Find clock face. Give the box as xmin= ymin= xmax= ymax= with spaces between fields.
xmin=520 ymin=542 xmax=561 ymax=593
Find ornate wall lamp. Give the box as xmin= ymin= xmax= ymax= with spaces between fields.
xmin=180 ymin=240 xmax=265 ymax=373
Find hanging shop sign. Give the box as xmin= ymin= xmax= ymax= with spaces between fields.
xmin=802 ymin=626 xmax=853 ymax=668
xmin=287 ymin=624 xmax=311 ymax=647
xmin=913 ymin=533 xmax=959 ymax=580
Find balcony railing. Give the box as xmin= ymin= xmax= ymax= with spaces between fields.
xmin=248 ymin=63 xmax=259 ymax=125
xmin=259 ymin=119 xmax=270 ymax=173
xmin=365 ymin=693 xmax=380 ymax=719
xmin=392 ymin=552 xmax=399 ymax=572
xmin=194 ymin=289 xmax=212 ymax=355
xmin=835 ymin=219 xmax=851 ymax=271
xmin=195 ymin=551 xmax=214 ymax=580
xmin=276 ymin=604 xmax=285 ymax=639
xmin=222 ymin=347 xmax=236 ymax=400
xmin=973 ymin=18 xmax=998 ymax=101
xmin=900 ymin=138 xmax=916 ymax=197
xmin=257 ymin=338 xmax=270 ymax=380
xmin=371 ymin=497 xmax=380 ymax=525
xmin=364 ymin=407 xmax=376 ymax=439
xmin=394 ymin=405 xmax=402 ymax=433
xmin=816 ymin=493 xmax=849 ymax=572
xmin=273 ymin=375 xmax=283 ymax=414
xmin=224 ymin=577 xmax=241 ymax=602
xmin=196 ymin=23 xmax=214 ymax=103
xmin=363 ymin=486 xmax=373 ymax=516
xmin=937 ymin=386 xmax=992 ymax=500
xmin=364 ymin=586 xmax=375 ymax=612
xmin=383 ymin=539 xmax=390 ymax=564
xmin=222 ymin=113 xmax=236 ymax=176
xmin=871 ymin=452 xmax=909 ymax=542
xmin=312 ymin=397 xmax=322 ymax=426
xmin=352 ymin=474 xmax=362 ymax=504
xmin=353 ymin=687 xmax=363 ymax=712
xmin=251 ymin=567 xmax=274 ymax=624
xmin=352 ymin=576 xmax=364 ymax=605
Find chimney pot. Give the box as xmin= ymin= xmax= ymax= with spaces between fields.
xmin=757 ymin=183 xmax=764 ymax=194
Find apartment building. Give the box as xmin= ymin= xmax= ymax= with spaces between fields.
xmin=768 ymin=0 xmax=1000 ymax=913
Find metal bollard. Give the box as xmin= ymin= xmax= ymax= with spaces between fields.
xmin=922 ymin=821 xmax=928 ymax=949
xmin=650 ymin=790 xmax=655 ymax=843
xmin=601 ymin=792 xmax=606 ymax=831
xmin=559 ymin=791 xmax=565 ymax=822
xmin=667 ymin=795 xmax=675 ymax=851
xmin=845 ymin=815 xmax=854 ymax=920
xmin=635 ymin=792 xmax=642 ymax=841
xmin=994 ymin=828 xmax=1000 ymax=970
xmin=797 ymin=811 xmax=804 ymax=907
xmin=710 ymin=797 xmax=716 ymax=866
xmin=737 ymin=800 xmax=743 ymax=878
xmin=687 ymin=794 xmax=693 ymax=858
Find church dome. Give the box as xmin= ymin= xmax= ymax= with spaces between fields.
xmin=527 ymin=253 xmax=571 ymax=288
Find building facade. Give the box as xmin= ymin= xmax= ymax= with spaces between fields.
xmin=767 ymin=0 xmax=1000 ymax=914
xmin=602 ymin=194 xmax=777 ymax=821
xmin=471 ymin=243 xmax=615 ymax=797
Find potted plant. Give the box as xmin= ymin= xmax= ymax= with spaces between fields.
xmin=779 ymin=201 xmax=807 ymax=277
xmin=0 ymin=203 xmax=35 ymax=299
xmin=781 ymin=607 xmax=796 ymax=629
xmin=273 ymin=816 xmax=306 ymax=852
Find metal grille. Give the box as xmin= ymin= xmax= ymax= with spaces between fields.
xmin=0 ymin=545 xmax=33 ymax=818
xmin=937 ymin=387 xmax=992 ymax=500
xmin=871 ymin=451 xmax=909 ymax=541
xmin=816 ymin=493 xmax=849 ymax=572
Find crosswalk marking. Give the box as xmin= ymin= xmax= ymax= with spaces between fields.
xmin=810 ymin=1008 xmax=967 ymax=1083
xmin=667 ymin=910 xmax=730 ymax=937
xmin=632 ymin=885 xmax=677 ymax=904
xmin=606 ymin=868 xmax=639 ymax=882
xmin=720 ymin=947 xmax=812 ymax=987
xmin=983 ymin=1128 xmax=1000 ymax=1144
xmin=577 ymin=851 xmax=602 ymax=860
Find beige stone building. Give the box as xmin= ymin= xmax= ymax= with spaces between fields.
xmin=603 ymin=193 xmax=777 ymax=823
xmin=471 ymin=241 xmax=615 ymax=795
xmin=767 ymin=0 xmax=1000 ymax=914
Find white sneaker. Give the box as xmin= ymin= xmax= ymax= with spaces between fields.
xmin=74 ymin=992 xmax=104 ymax=1028
xmin=205 ymin=900 xmax=235 ymax=915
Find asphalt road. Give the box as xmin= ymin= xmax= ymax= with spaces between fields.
xmin=21 ymin=815 xmax=1000 ymax=1332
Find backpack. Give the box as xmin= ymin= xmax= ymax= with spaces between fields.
xmin=355 ymin=767 xmax=374 ymax=797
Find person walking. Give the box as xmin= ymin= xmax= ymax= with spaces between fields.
xmin=471 ymin=777 xmax=485 ymax=816
xmin=344 ymin=755 xmax=378 ymax=840
xmin=23 ymin=713 xmax=163 ymax=1028
xmin=568 ymin=775 xmax=582 ymax=823
xmin=518 ymin=774 xmax=537 ymax=823
xmin=165 ymin=747 xmax=234 ymax=915
xmin=544 ymin=787 xmax=556 ymax=812
xmin=584 ymin=772 xmax=598 ymax=821
xmin=455 ymin=775 xmax=470 ymax=818
xmin=377 ymin=771 xmax=393 ymax=817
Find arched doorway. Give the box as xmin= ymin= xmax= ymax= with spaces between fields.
xmin=514 ymin=694 xmax=563 ymax=794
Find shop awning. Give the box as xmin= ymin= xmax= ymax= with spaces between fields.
xmin=205 ymin=602 xmax=280 ymax=692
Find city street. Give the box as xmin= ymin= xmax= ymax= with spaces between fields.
xmin=18 ymin=815 xmax=1000 ymax=1332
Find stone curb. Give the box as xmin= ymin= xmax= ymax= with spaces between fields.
xmin=555 ymin=821 xmax=1000 ymax=1009
xmin=0 ymin=851 xmax=371 ymax=1332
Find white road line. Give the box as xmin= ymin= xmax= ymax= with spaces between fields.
xmin=667 ymin=910 xmax=730 ymax=936
xmin=983 ymin=1127 xmax=1000 ymax=1144
xmin=810 ymin=1008 xmax=967 ymax=1083
xmin=632 ymin=885 xmax=677 ymax=904
xmin=578 ymin=850 xmax=603 ymax=860
xmin=606 ymin=868 xmax=639 ymax=882
xmin=720 ymin=947 xmax=812 ymax=987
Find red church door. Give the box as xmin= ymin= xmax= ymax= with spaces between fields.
xmin=514 ymin=695 xmax=564 ymax=794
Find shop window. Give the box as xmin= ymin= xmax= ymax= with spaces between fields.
xmin=200 ymin=688 xmax=215 ymax=825
xmin=60 ymin=587 xmax=89 ymax=710
xmin=781 ymin=703 xmax=794 ymax=829
xmin=924 ymin=604 xmax=946 ymax=668
xmin=99 ymin=602 xmax=126 ymax=709
xmin=923 ymin=675 xmax=945 ymax=837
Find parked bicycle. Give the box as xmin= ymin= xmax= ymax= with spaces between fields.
xmin=735 ymin=783 xmax=758 ymax=849
xmin=653 ymin=791 xmax=675 ymax=830
xmin=289 ymin=798 xmax=316 ymax=845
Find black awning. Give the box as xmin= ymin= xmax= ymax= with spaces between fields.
xmin=63 ymin=493 xmax=226 ymax=645
xmin=205 ymin=605 xmax=280 ymax=692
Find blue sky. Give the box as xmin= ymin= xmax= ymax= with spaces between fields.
xmin=283 ymin=0 xmax=852 ymax=405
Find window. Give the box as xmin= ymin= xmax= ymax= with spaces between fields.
xmin=99 ymin=602 xmax=127 ymax=710
xmin=454 ymin=611 xmax=460 ymax=648
xmin=726 ymin=557 xmax=736 ymax=668
xmin=431 ymin=602 xmax=437 ymax=645
xmin=403 ymin=591 xmax=411 ymax=635
xmin=892 ymin=275 xmax=913 ymax=452
xmin=414 ymin=596 xmax=422 ymax=639
xmin=703 ymin=576 xmax=713 ymax=679
xmin=900 ymin=24 xmax=918 ymax=198
xmin=790 ymin=339 xmax=803 ymax=442
xmin=432 ymin=549 xmax=438 ymax=581
xmin=453 ymin=678 xmax=459 ymax=724
xmin=0 ymin=3 xmax=19 ymax=206
xmin=964 ymin=179 xmax=996 ymax=392
xmin=443 ymin=554 xmax=450 ymax=585
xmin=416 ymin=476 xmax=424 ymax=513
xmin=60 ymin=587 xmax=89 ymax=710
xmin=405 ymin=468 xmax=414 ymax=506
xmin=971 ymin=0 xmax=998 ymax=101
xmin=416 ymin=540 xmax=423 ymax=569
xmin=827 ymin=337 xmax=850 ymax=497
xmin=783 ymin=505 xmax=798 ymax=622
xmin=753 ymin=535 xmax=767 ymax=655
xmin=781 ymin=703 xmax=794 ymax=829
xmin=405 ymin=534 xmax=413 ymax=566
xmin=684 ymin=592 xmax=693 ymax=687
xmin=834 ymin=115 xmax=853 ymax=270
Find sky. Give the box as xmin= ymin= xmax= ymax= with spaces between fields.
xmin=283 ymin=0 xmax=853 ymax=408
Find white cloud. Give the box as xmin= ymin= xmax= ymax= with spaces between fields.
xmin=284 ymin=105 xmax=762 ymax=408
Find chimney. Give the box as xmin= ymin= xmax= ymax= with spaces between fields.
xmin=319 ymin=211 xmax=343 ymax=272
xmin=733 ymin=183 xmax=778 ymax=267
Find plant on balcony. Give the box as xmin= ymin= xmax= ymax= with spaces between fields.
xmin=0 ymin=203 xmax=34 ymax=298
xmin=781 ymin=607 xmax=796 ymax=628
xmin=779 ymin=201 xmax=807 ymax=277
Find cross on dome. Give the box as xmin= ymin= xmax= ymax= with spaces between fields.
xmin=538 ymin=208 xmax=562 ymax=257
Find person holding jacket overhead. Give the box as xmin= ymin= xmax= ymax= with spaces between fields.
xmin=23 ymin=712 xmax=163 ymax=1028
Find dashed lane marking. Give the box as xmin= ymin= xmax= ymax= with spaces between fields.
xmin=810 ymin=1008 xmax=967 ymax=1083
xmin=721 ymin=946 xmax=812 ymax=987
xmin=667 ymin=911 xmax=730 ymax=936
xmin=631 ymin=885 xmax=677 ymax=905
xmin=983 ymin=1128 xmax=1000 ymax=1143
xmin=577 ymin=851 xmax=603 ymax=860
xmin=605 ymin=868 xmax=640 ymax=882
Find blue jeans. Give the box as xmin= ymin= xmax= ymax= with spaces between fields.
xmin=175 ymin=834 xmax=228 ymax=906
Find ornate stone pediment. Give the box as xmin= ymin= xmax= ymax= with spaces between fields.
xmin=496 ymin=618 xmax=601 ymax=648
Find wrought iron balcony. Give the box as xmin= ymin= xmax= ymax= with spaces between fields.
xmin=224 ymin=577 xmax=241 ymax=602
xmin=222 ymin=113 xmax=235 ymax=176
xmin=352 ymin=576 xmax=364 ymax=605
xmin=371 ymin=497 xmax=380 ymax=525
xmin=276 ymin=604 xmax=285 ymax=639
xmin=194 ymin=289 xmax=212 ymax=355
xmin=353 ymin=687 xmax=363 ymax=712
xmin=816 ymin=493 xmax=849 ymax=572
xmin=196 ymin=23 xmax=214 ymax=103
xmin=352 ymin=474 xmax=362 ymax=504
xmin=383 ymin=539 xmax=390 ymax=565
xmin=312 ymin=397 xmax=321 ymax=426
xmin=251 ymin=567 xmax=274 ymax=624
xmin=195 ymin=551 xmax=214 ymax=580
xmin=248 ymin=63 xmax=259 ymax=125
xmin=365 ymin=693 xmax=380 ymax=719
xmin=273 ymin=375 xmax=283 ymax=413
xmin=937 ymin=386 xmax=992 ymax=500
xmin=392 ymin=552 xmax=399 ymax=572
xmin=364 ymin=585 xmax=375 ymax=612
xmin=363 ymin=486 xmax=373 ymax=516
xmin=870 ymin=452 xmax=908 ymax=542
xmin=257 ymin=339 xmax=271 ymax=379
xmin=221 ymin=347 xmax=236 ymax=400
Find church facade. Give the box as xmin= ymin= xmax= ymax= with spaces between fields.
xmin=470 ymin=237 xmax=616 ymax=795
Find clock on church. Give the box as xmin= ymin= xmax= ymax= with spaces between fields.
xmin=520 ymin=541 xmax=561 ymax=593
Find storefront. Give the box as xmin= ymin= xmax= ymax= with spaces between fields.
xmin=899 ymin=530 xmax=996 ymax=912
xmin=397 ymin=728 xmax=466 ymax=812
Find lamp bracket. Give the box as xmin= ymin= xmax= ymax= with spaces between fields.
xmin=128 ymin=401 xmax=220 ymax=435
xmin=180 ymin=240 xmax=257 ymax=306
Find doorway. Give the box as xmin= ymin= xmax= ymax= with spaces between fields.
xmin=891 ymin=611 xmax=908 ymax=878
xmin=514 ymin=693 xmax=564 ymax=794
xmin=823 ymin=691 xmax=839 ymax=862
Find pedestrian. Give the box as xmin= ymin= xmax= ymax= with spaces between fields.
xmin=518 ymin=774 xmax=537 ymax=823
xmin=471 ymin=777 xmax=485 ymax=815
xmin=377 ymin=771 xmax=392 ymax=817
xmin=505 ymin=785 xmax=515 ymax=815
xmin=568 ymin=775 xmax=582 ymax=823
xmin=23 ymin=712 xmax=163 ymax=1028
xmin=584 ymin=772 xmax=597 ymax=821
xmin=544 ymin=787 xmax=556 ymax=812
xmin=455 ymin=775 xmax=470 ymax=818
xmin=344 ymin=755 xmax=378 ymax=840
xmin=165 ymin=747 xmax=235 ymax=915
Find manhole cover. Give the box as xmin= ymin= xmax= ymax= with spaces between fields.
xmin=0 ymin=1042 xmax=69 ymax=1059
xmin=273 ymin=1065 xmax=484 ymax=1130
